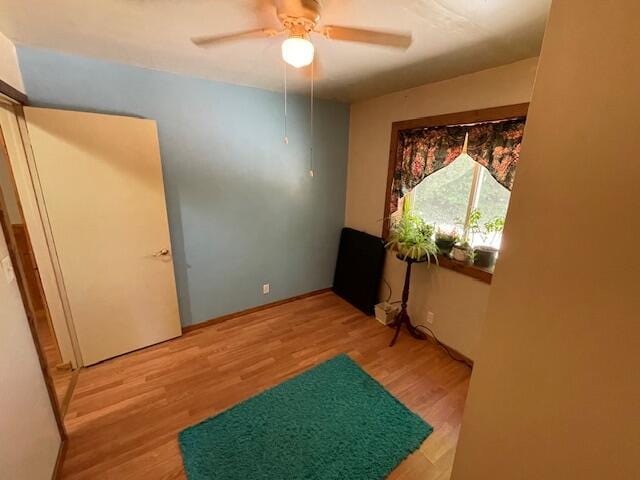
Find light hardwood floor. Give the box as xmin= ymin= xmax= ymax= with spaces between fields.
xmin=61 ymin=292 xmax=471 ymax=479
xmin=35 ymin=310 xmax=73 ymax=408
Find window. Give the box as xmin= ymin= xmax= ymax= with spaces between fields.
xmin=410 ymin=153 xmax=511 ymax=249
xmin=383 ymin=104 xmax=528 ymax=282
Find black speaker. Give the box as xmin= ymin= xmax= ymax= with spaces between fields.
xmin=332 ymin=227 xmax=386 ymax=315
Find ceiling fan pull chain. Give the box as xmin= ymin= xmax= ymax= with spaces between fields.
xmin=283 ymin=62 xmax=289 ymax=145
xmin=309 ymin=59 xmax=314 ymax=178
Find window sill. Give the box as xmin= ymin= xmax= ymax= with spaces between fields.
xmin=436 ymin=254 xmax=493 ymax=284
xmin=388 ymin=247 xmax=493 ymax=284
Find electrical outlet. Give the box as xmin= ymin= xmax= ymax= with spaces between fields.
xmin=1 ymin=256 xmax=15 ymax=283
xmin=262 ymin=283 xmax=270 ymax=295
xmin=426 ymin=311 xmax=435 ymax=325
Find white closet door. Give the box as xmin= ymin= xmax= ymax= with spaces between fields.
xmin=25 ymin=107 xmax=181 ymax=365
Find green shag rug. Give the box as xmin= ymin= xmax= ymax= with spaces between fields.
xmin=178 ymin=354 xmax=433 ymax=480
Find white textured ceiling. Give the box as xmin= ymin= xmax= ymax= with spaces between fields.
xmin=0 ymin=0 xmax=550 ymax=102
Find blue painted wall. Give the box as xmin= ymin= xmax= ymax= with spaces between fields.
xmin=17 ymin=47 xmax=349 ymax=327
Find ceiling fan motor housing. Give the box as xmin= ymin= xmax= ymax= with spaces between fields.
xmin=276 ymin=0 xmax=322 ymax=29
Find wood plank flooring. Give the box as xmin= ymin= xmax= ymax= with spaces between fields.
xmin=35 ymin=309 xmax=73 ymax=409
xmin=61 ymin=292 xmax=471 ymax=479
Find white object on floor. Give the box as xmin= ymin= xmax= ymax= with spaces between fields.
xmin=374 ymin=302 xmax=400 ymax=326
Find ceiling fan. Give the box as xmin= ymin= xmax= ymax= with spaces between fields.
xmin=191 ymin=0 xmax=412 ymax=69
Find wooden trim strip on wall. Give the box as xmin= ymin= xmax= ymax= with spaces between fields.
xmin=437 ymin=254 xmax=492 ymax=284
xmin=0 ymin=78 xmax=27 ymax=105
xmin=58 ymin=368 xmax=80 ymax=418
xmin=182 ymin=288 xmax=332 ymax=334
xmin=52 ymin=438 xmax=67 ymax=480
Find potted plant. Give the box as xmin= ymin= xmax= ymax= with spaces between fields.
xmin=435 ymin=228 xmax=459 ymax=256
xmin=451 ymin=210 xmax=479 ymax=264
xmin=473 ymin=214 xmax=505 ymax=269
xmin=452 ymin=240 xmax=474 ymax=263
xmin=384 ymin=211 xmax=438 ymax=346
xmin=385 ymin=212 xmax=439 ymax=264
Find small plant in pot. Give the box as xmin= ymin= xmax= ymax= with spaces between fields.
xmin=472 ymin=213 xmax=505 ymax=270
xmin=451 ymin=211 xmax=478 ymax=264
xmin=435 ymin=228 xmax=459 ymax=257
xmin=451 ymin=240 xmax=474 ymax=264
xmin=386 ymin=212 xmax=439 ymax=264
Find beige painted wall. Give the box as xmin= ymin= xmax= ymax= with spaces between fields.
xmin=451 ymin=1 xmax=640 ymax=478
xmin=0 ymin=30 xmax=24 ymax=93
xmin=345 ymin=57 xmax=538 ymax=359
xmin=0 ymin=223 xmax=60 ymax=478
xmin=0 ymin=32 xmax=60 ymax=480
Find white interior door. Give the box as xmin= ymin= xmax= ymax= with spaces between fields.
xmin=24 ymin=107 xmax=181 ymax=365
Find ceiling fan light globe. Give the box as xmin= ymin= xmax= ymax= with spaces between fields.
xmin=281 ymin=37 xmax=314 ymax=68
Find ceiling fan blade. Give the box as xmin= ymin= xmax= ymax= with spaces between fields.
xmin=319 ymin=26 xmax=412 ymax=49
xmin=191 ymin=28 xmax=280 ymax=48
xmin=253 ymin=0 xmax=279 ymax=27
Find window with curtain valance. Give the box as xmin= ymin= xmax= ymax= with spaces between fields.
xmin=382 ymin=104 xmax=529 ymax=281
xmin=390 ymin=117 xmax=526 ymax=213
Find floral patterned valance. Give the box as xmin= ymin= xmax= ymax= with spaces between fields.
xmin=391 ymin=117 xmax=526 ymax=212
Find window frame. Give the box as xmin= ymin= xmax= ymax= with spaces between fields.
xmin=382 ymin=103 xmax=529 ymax=282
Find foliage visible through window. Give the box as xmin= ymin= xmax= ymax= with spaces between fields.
xmin=411 ymin=154 xmax=510 ymax=249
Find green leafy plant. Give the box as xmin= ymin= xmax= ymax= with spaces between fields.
xmin=455 ymin=210 xmax=479 ymax=245
xmin=453 ymin=240 xmax=475 ymax=261
xmin=467 ymin=209 xmax=482 ymax=234
xmin=459 ymin=209 xmax=505 ymax=246
xmin=456 ymin=239 xmax=472 ymax=250
xmin=481 ymin=217 xmax=505 ymax=245
xmin=435 ymin=228 xmax=459 ymax=242
xmin=386 ymin=212 xmax=439 ymax=264
xmin=434 ymin=227 xmax=459 ymax=256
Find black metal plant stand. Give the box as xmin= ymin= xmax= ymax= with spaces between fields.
xmin=389 ymin=257 xmax=428 ymax=347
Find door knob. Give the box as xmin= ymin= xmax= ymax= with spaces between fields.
xmin=153 ymin=248 xmax=170 ymax=257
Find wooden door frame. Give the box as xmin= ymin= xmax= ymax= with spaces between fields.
xmin=0 ymin=89 xmax=70 ymax=478
xmin=10 ymin=104 xmax=82 ymax=368
xmin=0 ymin=78 xmax=27 ymax=105
xmin=382 ymin=103 xmax=530 ymax=239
